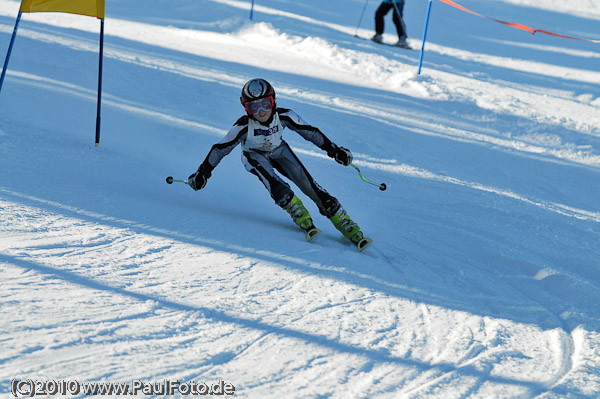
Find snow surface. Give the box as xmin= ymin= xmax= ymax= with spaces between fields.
xmin=1 ymin=0 xmax=599 ymax=397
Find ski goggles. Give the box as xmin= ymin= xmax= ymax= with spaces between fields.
xmin=244 ymin=96 xmax=274 ymax=114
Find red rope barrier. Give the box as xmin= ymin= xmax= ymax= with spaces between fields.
xmin=438 ymin=0 xmax=600 ymax=44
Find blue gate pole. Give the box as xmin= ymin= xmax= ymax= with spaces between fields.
xmin=0 ymin=12 xmax=22 ymax=95
xmin=95 ymin=18 xmax=104 ymax=147
xmin=418 ymin=0 xmax=433 ymax=75
xmin=249 ymin=0 xmax=255 ymax=20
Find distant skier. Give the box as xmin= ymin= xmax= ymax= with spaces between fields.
xmin=187 ymin=78 xmax=371 ymax=250
xmin=371 ymin=0 xmax=409 ymax=48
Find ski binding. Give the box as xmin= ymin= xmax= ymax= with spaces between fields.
xmin=305 ymin=227 xmax=321 ymax=242
xmin=356 ymin=237 xmax=373 ymax=252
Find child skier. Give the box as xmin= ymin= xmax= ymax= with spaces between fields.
xmin=187 ymin=78 xmax=372 ymax=251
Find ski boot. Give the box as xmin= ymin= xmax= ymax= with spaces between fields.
xmin=285 ymin=196 xmax=321 ymax=242
xmin=371 ymin=33 xmax=383 ymax=44
xmin=394 ymin=36 xmax=411 ymax=49
xmin=330 ymin=207 xmax=372 ymax=252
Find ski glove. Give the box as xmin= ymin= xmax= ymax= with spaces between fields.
xmin=188 ymin=162 xmax=213 ymax=191
xmin=334 ymin=147 xmax=353 ymax=166
xmin=324 ymin=143 xmax=353 ymax=166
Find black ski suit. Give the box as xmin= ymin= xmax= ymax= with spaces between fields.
xmin=199 ymin=108 xmax=343 ymax=218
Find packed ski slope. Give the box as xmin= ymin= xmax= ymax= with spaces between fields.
xmin=1 ymin=0 xmax=599 ymax=397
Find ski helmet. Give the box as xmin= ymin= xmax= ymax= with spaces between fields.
xmin=240 ymin=78 xmax=276 ymax=113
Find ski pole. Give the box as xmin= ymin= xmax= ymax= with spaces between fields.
xmin=354 ymin=0 xmax=370 ymax=37
xmin=165 ymin=176 xmax=188 ymax=185
xmin=350 ymin=163 xmax=387 ymax=191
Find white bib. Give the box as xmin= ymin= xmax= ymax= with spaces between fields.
xmin=243 ymin=113 xmax=284 ymax=152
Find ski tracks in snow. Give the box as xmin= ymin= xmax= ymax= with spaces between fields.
xmin=0 ymin=190 xmax=591 ymax=398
